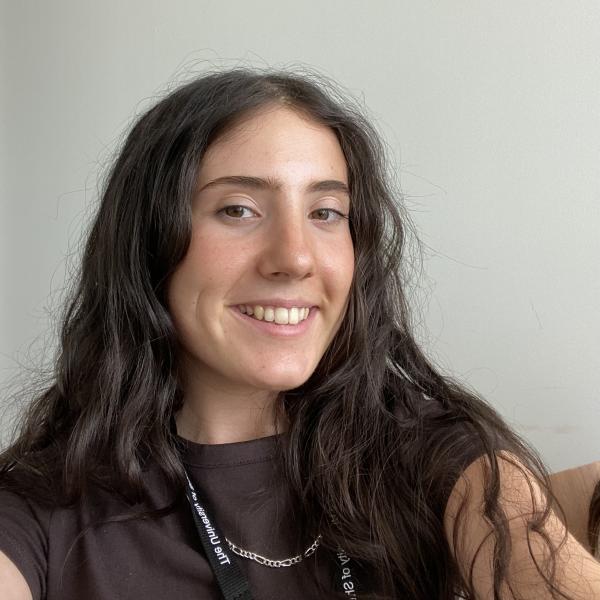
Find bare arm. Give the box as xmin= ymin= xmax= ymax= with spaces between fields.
xmin=0 ymin=551 xmax=33 ymax=600
xmin=549 ymin=460 xmax=600 ymax=552
xmin=444 ymin=451 xmax=600 ymax=599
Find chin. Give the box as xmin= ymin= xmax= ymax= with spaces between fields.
xmin=233 ymin=350 xmax=322 ymax=390
xmin=248 ymin=369 xmax=315 ymax=393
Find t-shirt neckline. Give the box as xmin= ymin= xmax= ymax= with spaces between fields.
xmin=177 ymin=432 xmax=286 ymax=468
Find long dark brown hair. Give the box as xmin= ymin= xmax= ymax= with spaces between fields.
xmin=0 ymin=67 xmax=573 ymax=598
xmin=589 ymin=483 xmax=600 ymax=556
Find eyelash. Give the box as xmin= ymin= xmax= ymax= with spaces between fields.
xmin=217 ymin=205 xmax=350 ymax=224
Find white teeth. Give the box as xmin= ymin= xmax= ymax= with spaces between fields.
xmin=238 ymin=304 xmax=311 ymax=325
xmin=274 ymin=307 xmax=288 ymax=324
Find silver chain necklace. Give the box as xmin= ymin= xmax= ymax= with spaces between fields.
xmin=224 ymin=534 xmax=323 ymax=568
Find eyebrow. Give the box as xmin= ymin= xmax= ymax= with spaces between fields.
xmin=197 ymin=175 xmax=350 ymax=196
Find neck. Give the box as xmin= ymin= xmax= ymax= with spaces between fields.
xmin=175 ymin=389 xmax=287 ymax=445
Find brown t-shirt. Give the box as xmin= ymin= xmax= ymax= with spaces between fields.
xmin=0 ymin=426 xmax=489 ymax=599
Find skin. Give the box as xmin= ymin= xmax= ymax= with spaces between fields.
xmin=549 ymin=460 xmax=600 ymax=552
xmin=0 ymin=552 xmax=31 ymax=600
xmin=169 ymin=105 xmax=355 ymax=445
xmin=445 ymin=452 xmax=600 ymax=598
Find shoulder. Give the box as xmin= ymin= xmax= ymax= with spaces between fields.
xmin=444 ymin=451 xmax=600 ymax=599
xmin=0 ymin=463 xmax=178 ymax=600
xmin=392 ymin=393 xmax=513 ymax=515
xmin=443 ymin=450 xmax=546 ymax=531
xmin=0 ymin=487 xmax=51 ymax=600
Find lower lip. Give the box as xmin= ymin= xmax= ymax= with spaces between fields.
xmin=230 ymin=306 xmax=318 ymax=338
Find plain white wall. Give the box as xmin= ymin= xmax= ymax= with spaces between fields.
xmin=1 ymin=0 xmax=599 ymax=471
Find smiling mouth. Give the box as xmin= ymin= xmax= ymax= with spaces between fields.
xmin=231 ymin=305 xmax=317 ymax=337
xmin=237 ymin=304 xmax=312 ymax=325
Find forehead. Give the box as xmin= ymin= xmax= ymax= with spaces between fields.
xmin=198 ymin=105 xmax=348 ymax=183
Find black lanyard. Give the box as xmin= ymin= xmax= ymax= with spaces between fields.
xmin=183 ymin=468 xmax=360 ymax=599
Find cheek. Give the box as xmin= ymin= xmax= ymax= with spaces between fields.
xmin=188 ymin=225 xmax=253 ymax=267
xmin=168 ymin=231 xmax=248 ymax=306
xmin=327 ymin=239 xmax=355 ymax=296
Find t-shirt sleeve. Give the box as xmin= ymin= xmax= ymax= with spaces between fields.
xmin=415 ymin=408 xmax=514 ymax=519
xmin=0 ymin=490 xmax=49 ymax=600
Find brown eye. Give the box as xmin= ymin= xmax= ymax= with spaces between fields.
xmin=219 ymin=205 xmax=255 ymax=219
xmin=310 ymin=208 xmax=348 ymax=223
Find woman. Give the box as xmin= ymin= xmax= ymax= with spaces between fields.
xmin=1 ymin=68 xmax=599 ymax=599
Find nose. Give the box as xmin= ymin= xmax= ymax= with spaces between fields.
xmin=257 ymin=209 xmax=315 ymax=281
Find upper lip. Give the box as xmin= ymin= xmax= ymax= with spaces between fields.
xmin=233 ymin=298 xmax=318 ymax=309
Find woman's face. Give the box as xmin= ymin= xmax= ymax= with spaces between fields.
xmin=167 ymin=105 xmax=354 ymax=398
